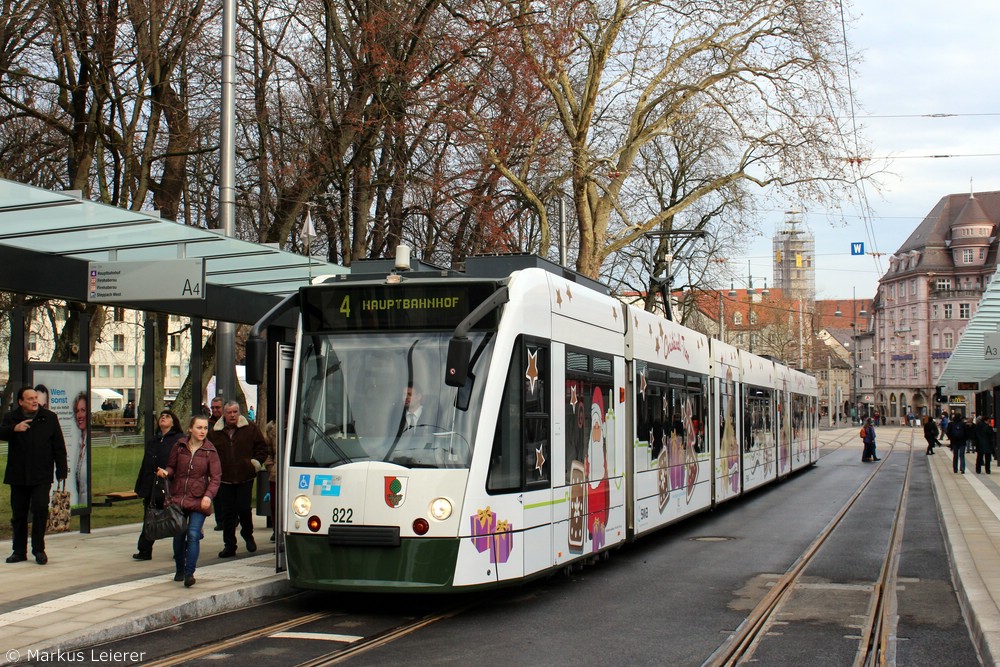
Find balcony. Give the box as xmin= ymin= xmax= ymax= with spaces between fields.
xmin=929 ymin=287 xmax=983 ymax=299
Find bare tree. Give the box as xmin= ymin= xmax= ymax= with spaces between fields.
xmin=491 ymin=0 xmax=871 ymax=278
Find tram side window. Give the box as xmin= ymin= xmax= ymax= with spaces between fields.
xmin=487 ymin=339 xmax=550 ymax=493
xmin=634 ymin=363 xmax=706 ymax=458
xmin=566 ymin=349 xmax=614 ymax=484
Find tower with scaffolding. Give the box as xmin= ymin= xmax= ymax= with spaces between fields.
xmin=773 ymin=210 xmax=816 ymax=305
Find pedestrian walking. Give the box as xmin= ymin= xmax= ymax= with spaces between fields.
xmin=947 ymin=415 xmax=969 ymax=474
xmin=922 ymin=415 xmax=939 ymax=455
xmin=974 ymin=415 xmax=995 ymax=475
xmin=132 ymin=410 xmax=183 ymax=560
xmin=156 ymin=415 xmax=221 ymax=588
xmin=0 ymin=387 xmax=69 ymax=565
xmin=861 ymin=418 xmax=879 ymax=462
xmin=210 ymin=401 xmax=267 ymax=558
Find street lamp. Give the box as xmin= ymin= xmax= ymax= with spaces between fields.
xmin=834 ymin=287 xmax=868 ymax=424
xmin=728 ymin=261 xmax=769 ymax=353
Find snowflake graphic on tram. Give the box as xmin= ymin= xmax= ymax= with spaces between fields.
xmin=246 ymin=253 xmax=818 ymax=592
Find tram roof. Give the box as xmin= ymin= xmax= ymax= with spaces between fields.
xmin=0 ymin=178 xmax=348 ymax=324
xmin=938 ymin=266 xmax=1000 ymax=392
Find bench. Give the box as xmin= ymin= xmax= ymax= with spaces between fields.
xmin=95 ymin=491 xmax=140 ymax=506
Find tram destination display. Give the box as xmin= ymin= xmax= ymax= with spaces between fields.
xmin=302 ymin=281 xmax=501 ymax=332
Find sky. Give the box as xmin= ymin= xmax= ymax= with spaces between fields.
xmin=742 ymin=0 xmax=1000 ymax=301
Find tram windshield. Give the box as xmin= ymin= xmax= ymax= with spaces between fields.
xmin=291 ymin=331 xmax=493 ymax=469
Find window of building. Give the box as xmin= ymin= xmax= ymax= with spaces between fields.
xmin=890 ymin=363 xmax=896 ymax=379
xmin=932 ymin=304 xmax=938 ymax=318
xmin=980 ymin=248 xmax=986 ymax=260
xmin=912 ymin=363 xmax=918 ymax=378
xmin=734 ymin=311 xmax=743 ymax=326
xmin=910 ymin=306 xmax=917 ymax=321
xmin=169 ymin=366 xmax=181 ymax=377
xmin=113 ymin=334 xmax=126 ymax=351
xmin=113 ymin=307 xmax=126 ymax=322
xmin=98 ymin=365 xmax=110 ymax=378
xmin=932 ymin=332 xmax=939 ymax=349
xmin=736 ymin=333 xmax=744 ymax=346
xmin=935 ymin=278 xmax=951 ymax=290
xmin=963 ymin=249 xmax=974 ymax=263
xmin=127 ymin=365 xmax=136 ymax=378
xmin=910 ymin=279 xmax=916 ymax=295
xmin=169 ymin=334 xmax=180 ymax=352
xmin=112 ymin=365 xmax=124 ymax=378
xmin=28 ymin=332 xmax=37 ymax=352
xmin=943 ymin=304 xmax=952 ymax=319
xmin=960 ymin=303 xmax=970 ymax=319
xmin=943 ymin=332 xmax=954 ymax=349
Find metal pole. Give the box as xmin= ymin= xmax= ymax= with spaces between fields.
xmin=215 ymin=0 xmax=237 ymax=402
xmin=558 ymin=197 xmax=567 ymax=268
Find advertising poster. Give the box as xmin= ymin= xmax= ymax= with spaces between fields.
xmin=29 ymin=364 xmax=90 ymax=511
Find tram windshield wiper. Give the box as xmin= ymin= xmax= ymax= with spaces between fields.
xmin=303 ymin=416 xmax=352 ymax=466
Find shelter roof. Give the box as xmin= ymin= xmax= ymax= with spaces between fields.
xmin=0 ymin=179 xmax=347 ymax=324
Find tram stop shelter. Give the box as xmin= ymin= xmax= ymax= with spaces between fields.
xmin=937 ymin=264 xmax=1000 ymax=416
xmin=0 ymin=177 xmax=347 ymax=528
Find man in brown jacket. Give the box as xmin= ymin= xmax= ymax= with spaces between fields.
xmin=209 ymin=400 xmax=267 ymax=557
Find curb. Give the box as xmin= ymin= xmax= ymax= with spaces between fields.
xmin=6 ymin=576 xmax=294 ymax=666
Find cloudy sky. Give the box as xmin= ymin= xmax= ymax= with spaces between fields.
xmin=742 ymin=0 xmax=1000 ymax=301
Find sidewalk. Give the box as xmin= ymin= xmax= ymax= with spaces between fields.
xmin=0 ymin=516 xmax=289 ymax=666
xmin=926 ymin=434 xmax=1000 ymax=665
xmin=1 ymin=428 xmax=999 ymax=666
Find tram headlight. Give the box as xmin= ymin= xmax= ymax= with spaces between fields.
xmin=292 ymin=494 xmax=312 ymax=517
xmin=429 ymin=497 xmax=453 ymax=521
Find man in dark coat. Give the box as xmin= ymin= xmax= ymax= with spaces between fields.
xmin=209 ymin=400 xmax=267 ymax=557
xmin=0 ymin=386 xmax=69 ymax=564
xmin=974 ymin=415 xmax=995 ymax=475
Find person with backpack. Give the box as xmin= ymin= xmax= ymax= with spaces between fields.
xmin=861 ymin=418 xmax=879 ymax=462
xmin=947 ymin=415 xmax=969 ymax=474
xmin=940 ymin=412 xmax=950 ymax=442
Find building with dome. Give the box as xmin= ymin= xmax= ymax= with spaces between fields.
xmin=873 ymin=190 xmax=1000 ymax=423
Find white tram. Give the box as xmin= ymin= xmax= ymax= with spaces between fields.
xmin=246 ymin=254 xmax=818 ymax=592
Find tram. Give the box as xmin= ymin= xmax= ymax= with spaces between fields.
xmin=246 ymin=252 xmax=818 ymax=592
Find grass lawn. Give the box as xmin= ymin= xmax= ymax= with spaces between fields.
xmin=0 ymin=444 xmax=146 ymax=539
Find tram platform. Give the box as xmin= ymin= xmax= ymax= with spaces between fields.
xmin=0 ymin=426 xmax=998 ymax=666
xmin=0 ymin=515 xmax=289 ymax=665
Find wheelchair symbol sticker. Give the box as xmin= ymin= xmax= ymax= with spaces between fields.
xmin=298 ymin=474 xmax=311 ymax=489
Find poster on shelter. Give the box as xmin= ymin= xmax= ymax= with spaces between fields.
xmin=29 ymin=364 xmax=90 ymax=510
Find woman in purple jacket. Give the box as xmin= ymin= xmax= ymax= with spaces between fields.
xmin=157 ymin=416 xmax=221 ymax=587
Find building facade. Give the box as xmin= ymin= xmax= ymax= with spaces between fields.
xmin=873 ymin=191 xmax=1000 ymax=423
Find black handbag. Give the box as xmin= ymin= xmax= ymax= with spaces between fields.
xmin=142 ymin=478 xmax=187 ymax=541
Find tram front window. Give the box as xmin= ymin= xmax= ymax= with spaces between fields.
xmin=291 ymin=332 xmax=492 ymax=469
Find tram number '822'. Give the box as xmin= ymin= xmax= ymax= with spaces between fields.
xmin=331 ymin=508 xmax=353 ymax=524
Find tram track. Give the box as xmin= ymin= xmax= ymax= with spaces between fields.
xmin=704 ymin=428 xmax=916 ymax=666
xmin=136 ymin=590 xmax=494 ymax=667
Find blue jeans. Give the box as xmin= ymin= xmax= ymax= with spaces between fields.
xmin=173 ymin=511 xmax=206 ymax=577
xmin=952 ymin=441 xmax=967 ymax=473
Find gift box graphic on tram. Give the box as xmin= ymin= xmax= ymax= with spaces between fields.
xmin=490 ymin=520 xmax=513 ymax=564
xmin=471 ymin=507 xmax=496 ymax=553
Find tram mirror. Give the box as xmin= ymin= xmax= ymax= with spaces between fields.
xmin=455 ymin=371 xmax=475 ymax=412
xmin=246 ymin=336 xmax=266 ymax=385
xmin=445 ymin=336 xmax=472 ymax=387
